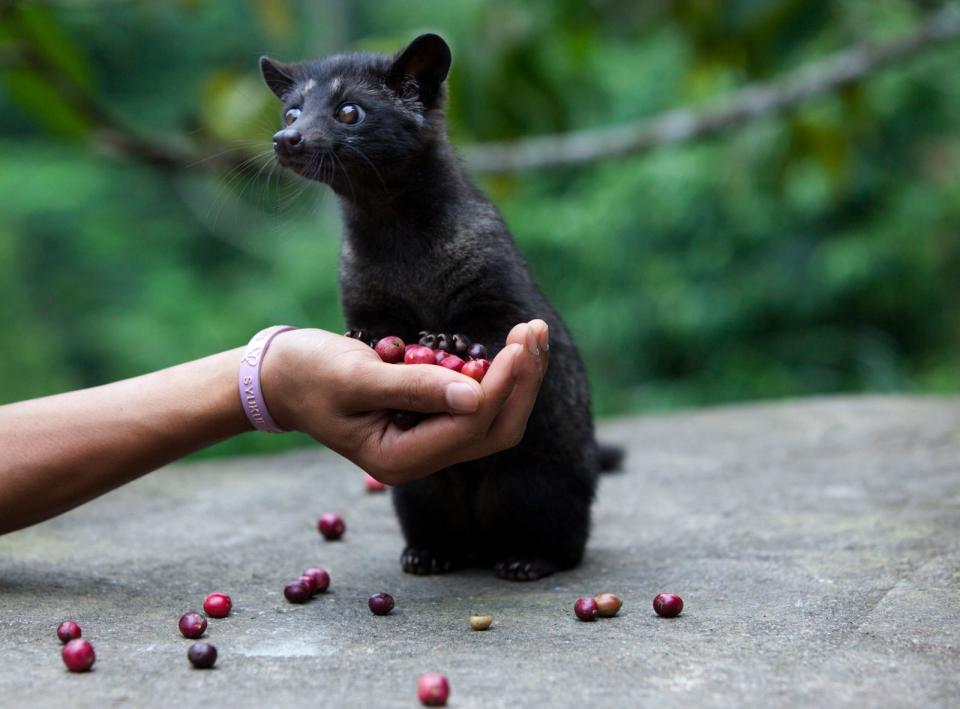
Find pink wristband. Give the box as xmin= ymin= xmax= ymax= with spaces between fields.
xmin=239 ymin=325 xmax=297 ymax=433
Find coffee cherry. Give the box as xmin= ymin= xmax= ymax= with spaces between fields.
xmin=368 ymin=592 xmax=395 ymax=616
xmin=178 ymin=612 xmax=207 ymax=639
xmin=593 ymin=593 xmax=622 ymax=618
xmin=460 ymin=359 xmax=490 ymax=382
xmin=187 ymin=642 xmax=217 ymax=669
xmin=364 ymin=472 xmax=388 ymax=492
xmin=56 ymin=620 xmax=82 ymax=644
xmin=653 ymin=593 xmax=683 ymax=618
xmin=317 ymin=512 xmax=345 ymax=540
xmin=391 ymin=410 xmax=423 ymax=430
xmin=466 ymin=343 xmax=487 ymax=360
xmin=284 ymin=581 xmax=311 ymax=604
xmin=302 ymin=567 xmax=330 ymax=594
xmin=297 ymin=574 xmax=317 ymax=594
xmin=203 ymin=593 xmax=232 ymax=618
xmin=438 ymin=354 xmax=464 ymax=373
xmin=405 ymin=345 xmax=436 ymax=365
xmin=574 ymin=597 xmax=599 ymax=621
xmin=434 ymin=350 xmax=449 ymax=364
xmin=469 ymin=614 xmax=493 ymax=631
xmin=417 ymin=673 xmax=450 ymax=706
xmin=375 ymin=336 xmax=406 ymax=364
xmin=62 ymin=638 xmax=95 ymax=672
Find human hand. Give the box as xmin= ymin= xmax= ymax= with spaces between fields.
xmin=261 ymin=321 xmax=549 ymax=484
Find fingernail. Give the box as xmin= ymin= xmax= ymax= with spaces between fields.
xmin=525 ymin=325 xmax=540 ymax=357
xmin=446 ymin=382 xmax=480 ymax=413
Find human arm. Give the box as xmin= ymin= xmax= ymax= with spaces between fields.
xmin=0 ymin=320 xmax=548 ymax=534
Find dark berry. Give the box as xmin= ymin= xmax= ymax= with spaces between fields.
xmin=391 ymin=410 xmax=423 ymax=430
xmin=297 ymin=574 xmax=316 ymax=594
xmin=203 ymin=593 xmax=232 ymax=618
xmin=317 ymin=512 xmax=345 ymax=540
xmin=438 ymin=354 xmax=464 ymax=373
xmin=375 ymin=336 xmax=405 ymax=364
xmin=178 ymin=612 xmax=207 ymax=639
xmin=57 ymin=620 xmax=82 ymax=644
xmin=284 ymin=581 xmax=311 ymax=604
xmin=61 ymin=638 xmax=95 ymax=672
xmin=653 ymin=593 xmax=683 ymax=618
xmin=364 ymin=473 xmax=388 ymax=492
xmin=302 ymin=567 xmax=330 ymax=594
xmin=574 ymin=597 xmax=599 ymax=621
xmin=368 ymin=593 xmax=395 ymax=616
xmin=593 ymin=593 xmax=622 ymax=618
xmin=417 ymin=673 xmax=450 ymax=706
xmin=187 ymin=642 xmax=217 ymax=669
xmin=466 ymin=343 xmax=487 ymax=360
xmin=405 ymin=345 xmax=436 ymax=365
xmin=460 ymin=359 xmax=490 ymax=382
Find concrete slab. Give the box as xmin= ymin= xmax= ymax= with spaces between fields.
xmin=1 ymin=395 xmax=958 ymax=708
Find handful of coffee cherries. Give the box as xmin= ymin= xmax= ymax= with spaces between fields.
xmin=371 ymin=332 xmax=492 ymax=430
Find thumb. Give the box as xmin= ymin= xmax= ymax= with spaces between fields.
xmin=347 ymin=360 xmax=483 ymax=415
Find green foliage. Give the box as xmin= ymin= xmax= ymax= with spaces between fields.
xmin=0 ymin=0 xmax=958 ymax=457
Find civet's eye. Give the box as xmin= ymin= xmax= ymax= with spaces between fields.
xmin=284 ymin=108 xmax=301 ymax=126
xmin=335 ymin=103 xmax=365 ymax=125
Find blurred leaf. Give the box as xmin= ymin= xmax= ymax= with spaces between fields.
xmin=11 ymin=4 xmax=94 ymax=91
xmin=3 ymin=68 xmax=91 ymax=138
xmin=200 ymin=70 xmax=276 ymax=142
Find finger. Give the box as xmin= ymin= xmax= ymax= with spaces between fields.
xmin=504 ymin=321 xmax=529 ymax=348
xmin=527 ymin=319 xmax=549 ymax=351
xmin=529 ymin=319 xmax=550 ymax=380
xmin=505 ymin=320 xmax=549 ymax=384
xmin=480 ymin=333 xmax=548 ymax=455
xmin=346 ymin=359 xmax=483 ymax=415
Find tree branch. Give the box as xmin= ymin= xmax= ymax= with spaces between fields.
xmin=462 ymin=5 xmax=960 ymax=173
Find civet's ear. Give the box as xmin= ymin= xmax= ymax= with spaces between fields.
xmin=260 ymin=56 xmax=297 ymax=99
xmin=387 ymin=33 xmax=451 ymax=108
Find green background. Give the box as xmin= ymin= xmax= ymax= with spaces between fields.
xmin=1 ymin=0 xmax=958 ymax=457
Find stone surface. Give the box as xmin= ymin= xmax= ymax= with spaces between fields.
xmin=1 ymin=395 xmax=958 ymax=707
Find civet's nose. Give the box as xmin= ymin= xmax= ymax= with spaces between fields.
xmin=272 ymin=128 xmax=304 ymax=154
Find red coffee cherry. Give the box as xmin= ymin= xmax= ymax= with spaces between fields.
xmin=574 ymin=597 xmax=599 ymax=621
xmin=61 ymin=638 xmax=96 ymax=672
xmin=56 ymin=620 xmax=82 ymax=644
xmin=317 ymin=512 xmax=346 ymax=540
xmin=178 ymin=612 xmax=207 ymax=639
xmin=417 ymin=672 xmax=450 ymax=706
xmin=653 ymin=593 xmax=684 ymax=618
xmin=375 ymin=336 xmax=405 ymax=363
xmin=368 ymin=593 xmax=395 ymax=616
xmin=203 ymin=592 xmax=232 ymax=618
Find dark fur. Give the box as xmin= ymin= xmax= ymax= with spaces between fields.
xmin=262 ymin=35 xmax=620 ymax=580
